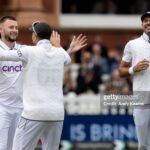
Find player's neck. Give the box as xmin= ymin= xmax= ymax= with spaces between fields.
xmin=1 ymin=38 xmax=15 ymax=49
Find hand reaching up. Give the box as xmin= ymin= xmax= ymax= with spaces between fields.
xmin=67 ymin=34 xmax=87 ymax=55
xmin=50 ymin=31 xmax=61 ymax=47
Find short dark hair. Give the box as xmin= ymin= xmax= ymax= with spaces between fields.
xmin=0 ymin=15 xmax=16 ymax=24
xmin=29 ymin=22 xmax=52 ymax=39
xmin=141 ymin=11 xmax=150 ymax=21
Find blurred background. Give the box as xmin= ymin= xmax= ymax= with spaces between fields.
xmin=1 ymin=0 xmax=149 ymax=149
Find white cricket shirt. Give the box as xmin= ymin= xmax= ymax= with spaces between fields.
xmin=0 ymin=40 xmax=24 ymax=108
xmin=0 ymin=39 xmax=71 ymax=121
xmin=122 ymin=33 xmax=150 ymax=91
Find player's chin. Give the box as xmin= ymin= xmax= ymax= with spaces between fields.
xmin=9 ymin=37 xmax=17 ymax=42
xmin=145 ymin=29 xmax=150 ymax=35
xmin=145 ymin=26 xmax=150 ymax=30
xmin=11 ymin=34 xmax=18 ymax=39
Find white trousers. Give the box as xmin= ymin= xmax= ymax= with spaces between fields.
xmin=133 ymin=108 xmax=150 ymax=150
xmin=0 ymin=105 xmax=22 ymax=150
xmin=12 ymin=117 xmax=63 ymax=150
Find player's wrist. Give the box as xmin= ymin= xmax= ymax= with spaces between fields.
xmin=128 ymin=66 xmax=134 ymax=75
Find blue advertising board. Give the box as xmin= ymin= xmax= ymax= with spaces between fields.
xmin=61 ymin=115 xmax=137 ymax=142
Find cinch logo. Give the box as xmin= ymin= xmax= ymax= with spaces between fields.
xmin=2 ymin=64 xmax=23 ymax=72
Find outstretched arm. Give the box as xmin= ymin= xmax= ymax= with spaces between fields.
xmin=0 ymin=49 xmax=27 ymax=62
xmin=67 ymin=34 xmax=87 ymax=55
xmin=50 ymin=31 xmax=87 ymax=55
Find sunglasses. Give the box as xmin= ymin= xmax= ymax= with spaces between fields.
xmin=31 ymin=21 xmax=40 ymax=35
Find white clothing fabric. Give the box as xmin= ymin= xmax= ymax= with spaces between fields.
xmin=12 ymin=117 xmax=63 ymax=150
xmin=122 ymin=33 xmax=150 ymax=91
xmin=0 ymin=40 xmax=25 ymax=150
xmin=0 ymin=40 xmax=24 ymax=108
xmin=133 ymin=109 xmax=150 ymax=149
xmin=0 ymin=39 xmax=71 ymax=121
xmin=122 ymin=32 xmax=150 ymax=149
xmin=0 ymin=105 xmax=22 ymax=150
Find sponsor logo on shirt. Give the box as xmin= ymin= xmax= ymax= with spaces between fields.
xmin=2 ymin=64 xmax=23 ymax=72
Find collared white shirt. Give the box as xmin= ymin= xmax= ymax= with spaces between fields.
xmin=122 ymin=32 xmax=150 ymax=91
xmin=0 ymin=40 xmax=25 ymax=108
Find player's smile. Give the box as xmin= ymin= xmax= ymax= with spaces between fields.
xmin=145 ymin=26 xmax=150 ymax=31
xmin=10 ymin=32 xmax=18 ymax=39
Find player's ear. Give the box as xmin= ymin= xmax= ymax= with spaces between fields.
xmin=32 ymin=33 xmax=39 ymax=44
xmin=32 ymin=33 xmax=36 ymax=43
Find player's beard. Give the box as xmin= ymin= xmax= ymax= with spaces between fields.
xmin=144 ymin=24 xmax=150 ymax=36
xmin=146 ymin=30 xmax=150 ymax=37
xmin=5 ymin=34 xmax=18 ymax=42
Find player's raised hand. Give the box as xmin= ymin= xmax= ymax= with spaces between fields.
xmin=50 ymin=30 xmax=61 ymax=47
xmin=67 ymin=34 xmax=87 ymax=55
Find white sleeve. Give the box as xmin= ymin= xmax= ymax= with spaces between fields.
xmin=0 ymin=48 xmax=28 ymax=62
xmin=52 ymin=46 xmax=71 ymax=64
xmin=63 ymin=49 xmax=71 ymax=65
xmin=122 ymin=42 xmax=132 ymax=63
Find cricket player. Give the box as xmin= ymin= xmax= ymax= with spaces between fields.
xmin=0 ymin=21 xmax=87 ymax=150
xmin=119 ymin=11 xmax=150 ymax=150
xmin=0 ymin=15 xmax=25 ymax=150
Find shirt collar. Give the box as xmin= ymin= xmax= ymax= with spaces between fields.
xmin=0 ymin=39 xmax=18 ymax=50
xmin=36 ymin=39 xmax=51 ymax=46
xmin=142 ymin=33 xmax=150 ymax=43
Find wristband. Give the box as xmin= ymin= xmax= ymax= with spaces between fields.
xmin=128 ymin=66 xmax=134 ymax=75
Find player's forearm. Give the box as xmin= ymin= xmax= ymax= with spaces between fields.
xmin=0 ymin=51 xmax=23 ymax=62
xmin=0 ymin=51 xmax=14 ymax=61
xmin=118 ymin=67 xmax=130 ymax=77
xmin=66 ymin=46 xmax=74 ymax=56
